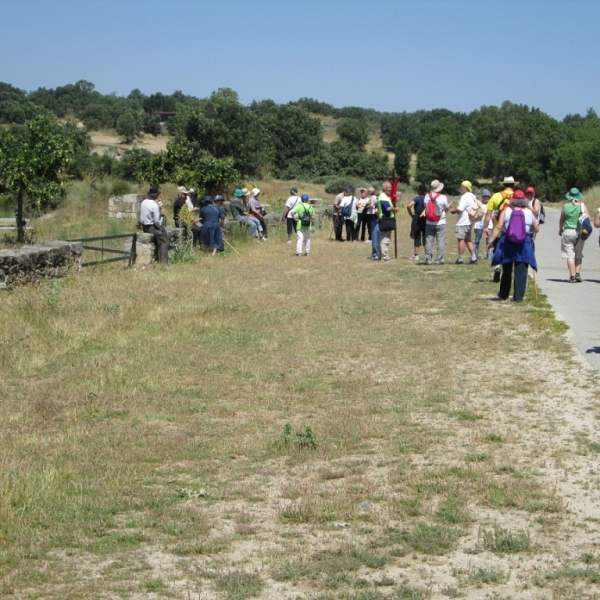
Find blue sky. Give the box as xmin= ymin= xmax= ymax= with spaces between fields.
xmin=1 ymin=0 xmax=597 ymax=120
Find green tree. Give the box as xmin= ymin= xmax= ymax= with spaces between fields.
xmin=116 ymin=111 xmax=139 ymax=143
xmin=393 ymin=139 xmax=411 ymax=182
xmin=0 ymin=115 xmax=73 ymax=243
xmin=336 ymin=118 xmax=368 ymax=148
xmin=416 ymin=118 xmax=472 ymax=195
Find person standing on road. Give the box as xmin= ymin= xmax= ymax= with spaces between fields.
xmin=559 ymin=187 xmax=589 ymax=283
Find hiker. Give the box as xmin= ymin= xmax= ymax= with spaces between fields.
xmin=333 ymin=187 xmax=353 ymax=241
xmin=199 ymin=195 xmax=225 ymax=255
xmin=368 ymin=186 xmax=381 ymax=260
xmin=473 ymin=189 xmax=492 ymax=259
xmin=186 ymin=188 xmax=199 ymax=213
xmin=356 ymin=188 xmax=373 ymax=242
xmin=483 ymin=176 xmax=516 ymax=282
xmin=173 ymin=186 xmax=189 ymax=227
xmin=423 ymin=180 xmax=451 ymax=265
xmin=290 ymin=194 xmax=316 ymax=256
xmin=230 ymin=188 xmax=264 ymax=241
xmin=449 ymin=180 xmax=477 ymax=264
xmin=336 ymin=187 xmax=357 ymax=242
xmin=282 ymin=187 xmax=301 ymax=243
xmin=406 ymin=183 xmax=427 ymax=261
xmin=526 ymin=186 xmax=543 ymax=248
xmin=486 ymin=190 xmax=538 ymax=302
xmin=559 ymin=187 xmax=589 ymax=283
xmin=249 ymin=188 xmax=268 ymax=241
xmin=140 ymin=186 xmax=171 ymax=264
xmin=376 ymin=181 xmax=399 ymax=262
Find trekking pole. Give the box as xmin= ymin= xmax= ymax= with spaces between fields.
xmin=533 ymin=268 xmax=539 ymax=300
xmin=223 ymin=237 xmax=242 ymax=256
xmin=394 ymin=227 xmax=398 ymax=258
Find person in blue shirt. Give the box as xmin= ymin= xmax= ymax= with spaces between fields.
xmin=406 ymin=183 xmax=427 ymax=260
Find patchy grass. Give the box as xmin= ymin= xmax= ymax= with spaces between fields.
xmin=0 ymin=209 xmax=597 ymax=598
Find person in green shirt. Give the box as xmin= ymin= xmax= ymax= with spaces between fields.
xmin=559 ymin=187 xmax=589 ymax=282
xmin=290 ymin=194 xmax=316 ymax=256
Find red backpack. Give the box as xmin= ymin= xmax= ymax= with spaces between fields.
xmin=425 ymin=193 xmax=442 ymax=222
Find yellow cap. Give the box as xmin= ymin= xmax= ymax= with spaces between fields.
xmin=461 ymin=180 xmax=472 ymax=191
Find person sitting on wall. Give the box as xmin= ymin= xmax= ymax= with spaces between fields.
xmin=140 ymin=186 xmax=172 ymax=264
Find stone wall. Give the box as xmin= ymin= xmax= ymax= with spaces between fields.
xmin=127 ymin=228 xmax=181 ymax=267
xmin=108 ymin=194 xmax=143 ymax=220
xmin=0 ymin=241 xmax=82 ymax=290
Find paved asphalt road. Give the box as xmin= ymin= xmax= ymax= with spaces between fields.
xmin=533 ymin=206 xmax=600 ymax=370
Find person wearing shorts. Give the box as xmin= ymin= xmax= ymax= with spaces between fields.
xmin=449 ymin=180 xmax=477 ymax=264
xmin=559 ymin=187 xmax=588 ymax=283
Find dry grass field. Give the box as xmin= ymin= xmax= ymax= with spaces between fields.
xmin=2 ymin=206 xmax=600 ymax=599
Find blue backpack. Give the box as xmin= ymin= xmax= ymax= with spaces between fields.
xmin=578 ymin=207 xmax=593 ymax=241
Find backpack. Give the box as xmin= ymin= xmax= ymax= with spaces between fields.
xmin=340 ymin=197 xmax=354 ymax=218
xmin=300 ymin=204 xmax=313 ymax=227
xmin=466 ymin=194 xmax=486 ymax=221
xmin=425 ymin=193 xmax=442 ymax=221
xmin=538 ymin=201 xmax=546 ymax=224
xmin=505 ymin=208 xmax=527 ymax=243
xmin=577 ymin=206 xmax=593 ymax=241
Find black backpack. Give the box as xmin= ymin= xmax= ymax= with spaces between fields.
xmin=300 ymin=204 xmax=312 ymax=227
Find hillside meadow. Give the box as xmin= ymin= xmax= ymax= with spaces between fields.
xmin=3 ymin=201 xmax=600 ymax=599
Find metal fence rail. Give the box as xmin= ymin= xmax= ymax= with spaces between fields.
xmin=67 ymin=233 xmax=137 ymax=268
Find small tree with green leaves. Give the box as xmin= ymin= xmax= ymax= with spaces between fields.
xmin=0 ymin=115 xmax=73 ymax=243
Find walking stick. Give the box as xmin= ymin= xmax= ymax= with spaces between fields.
xmin=394 ymin=227 xmax=398 ymax=258
xmin=223 ymin=237 xmax=242 ymax=256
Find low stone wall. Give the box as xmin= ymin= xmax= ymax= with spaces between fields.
xmin=128 ymin=228 xmax=181 ymax=267
xmin=0 ymin=241 xmax=82 ymax=290
xmin=108 ymin=194 xmax=143 ymax=220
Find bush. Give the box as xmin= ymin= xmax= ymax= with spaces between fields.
xmin=324 ymin=179 xmax=356 ymax=194
xmin=111 ymin=179 xmax=132 ymax=196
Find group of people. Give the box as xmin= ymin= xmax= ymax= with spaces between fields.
xmin=141 ymin=178 xmax=596 ymax=298
xmin=402 ymin=176 xmax=542 ymax=301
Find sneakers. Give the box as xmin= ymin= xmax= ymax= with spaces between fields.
xmin=286 ymin=240 xmax=292 ymax=244
xmin=410 ymin=254 xmax=419 ymax=261
xmin=469 ymin=257 xmax=478 ymax=264
xmin=296 ymin=253 xmax=302 ymax=256
xmin=569 ymin=275 xmax=577 ymax=283
xmin=261 ymin=237 xmax=268 ymax=242
xmin=435 ymin=260 xmax=444 ymax=265
xmin=575 ymin=273 xmax=583 ymax=283
xmin=382 ymin=256 xmax=394 ymax=262
xmin=455 ymin=257 xmax=464 ymax=264
xmin=493 ymin=267 xmax=501 ymax=283
xmin=425 ymin=260 xmax=432 ymax=265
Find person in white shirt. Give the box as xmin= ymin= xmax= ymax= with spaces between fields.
xmin=140 ymin=186 xmax=171 ymax=264
xmin=423 ymin=180 xmax=451 ymax=265
xmin=282 ymin=187 xmax=301 ymax=243
xmin=449 ymin=180 xmax=477 ymax=264
xmin=473 ymin=189 xmax=491 ymax=259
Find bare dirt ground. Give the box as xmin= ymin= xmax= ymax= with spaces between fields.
xmin=90 ymin=131 xmax=168 ymax=154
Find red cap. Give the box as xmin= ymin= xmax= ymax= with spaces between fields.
xmin=525 ymin=186 xmax=535 ymax=194
xmin=512 ymin=190 xmax=526 ymax=200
